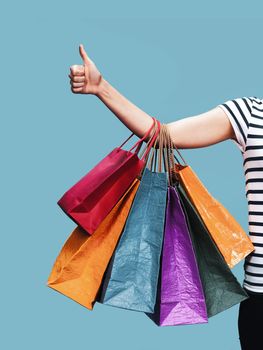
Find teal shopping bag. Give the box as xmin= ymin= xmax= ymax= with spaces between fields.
xmin=98 ymin=126 xmax=168 ymax=313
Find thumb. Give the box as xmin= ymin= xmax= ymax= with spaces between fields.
xmin=79 ymin=44 xmax=92 ymax=65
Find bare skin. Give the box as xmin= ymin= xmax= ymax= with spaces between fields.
xmin=69 ymin=44 xmax=235 ymax=149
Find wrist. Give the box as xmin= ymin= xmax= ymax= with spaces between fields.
xmin=95 ymin=77 xmax=111 ymax=99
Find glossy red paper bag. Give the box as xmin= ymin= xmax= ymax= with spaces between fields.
xmin=57 ymin=117 xmax=160 ymax=234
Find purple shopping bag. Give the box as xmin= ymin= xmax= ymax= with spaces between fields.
xmin=146 ymin=165 xmax=208 ymax=325
xmin=146 ymin=185 xmax=208 ymax=326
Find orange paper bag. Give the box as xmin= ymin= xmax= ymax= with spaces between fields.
xmin=174 ymin=162 xmax=254 ymax=268
xmin=46 ymin=177 xmax=140 ymax=309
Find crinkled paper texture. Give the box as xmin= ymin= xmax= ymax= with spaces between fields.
xmin=99 ymin=167 xmax=168 ymax=313
xmin=177 ymin=183 xmax=249 ymax=317
xmin=47 ymin=178 xmax=140 ymax=310
xmin=146 ymin=185 xmax=208 ymax=326
xmin=174 ymin=164 xmax=254 ymax=268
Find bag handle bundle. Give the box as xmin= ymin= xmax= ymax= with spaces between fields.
xmin=146 ymin=122 xmax=179 ymax=184
xmin=118 ymin=116 xmax=161 ymax=163
xmin=145 ymin=121 xmax=168 ymax=173
xmin=136 ymin=118 xmax=161 ymax=179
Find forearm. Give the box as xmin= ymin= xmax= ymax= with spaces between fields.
xmin=71 ymin=45 xmax=233 ymax=151
xmin=96 ymin=78 xmax=155 ymax=139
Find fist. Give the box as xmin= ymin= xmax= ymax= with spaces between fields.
xmin=69 ymin=44 xmax=103 ymax=95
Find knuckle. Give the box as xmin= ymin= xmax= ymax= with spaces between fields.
xmin=70 ymin=64 xmax=82 ymax=74
xmin=70 ymin=65 xmax=75 ymax=73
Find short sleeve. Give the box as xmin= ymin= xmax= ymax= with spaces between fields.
xmin=216 ymin=96 xmax=254 ymax=154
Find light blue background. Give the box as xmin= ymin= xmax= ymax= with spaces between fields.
xmin=1 ymin=1 xmax=263 ymax=349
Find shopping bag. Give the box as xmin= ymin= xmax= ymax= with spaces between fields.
xmin=47 ymin=177 xmax=141 ymax=310
xmin=177 ymin=182 xmax=249 ymax=317
xmin=57 ymin=116 xmax=160 ymax=235
xmin=161 ymin=124 xmax=249 ymax=316
xmin=146 ymin=124 xmax=208 ymax=326
xmin=168 ymin=138 xmax=254 ymax=268
xmin=47 ymin=120 xmax=161 ymax=310
xmin=146 ymin=186 xmax=208 ymax=326
xmin=98 ymin=128 xmax=168 ymax=313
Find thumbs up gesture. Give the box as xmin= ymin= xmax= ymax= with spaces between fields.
xmin=69 ymin=44 xmax=103 ymax=95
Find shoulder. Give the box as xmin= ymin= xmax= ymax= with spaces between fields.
xmin=217 ymin=96 xmax=263 ymax=120
xmin=217 ymin=96 xmax=253 ymax=114
xmin=248 ymin=96 xmax=263 ymax=111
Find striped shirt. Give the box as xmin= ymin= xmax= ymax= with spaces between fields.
xmin=217 ymin=96 xmax=263 ymax=294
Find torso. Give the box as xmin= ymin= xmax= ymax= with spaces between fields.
xmin=243 ymin=96 xmax=263 ymax=293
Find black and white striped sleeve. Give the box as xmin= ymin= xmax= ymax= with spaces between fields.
xmin=216 ymin=96 xmax=254 ymax=153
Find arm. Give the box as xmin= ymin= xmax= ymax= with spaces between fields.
xmin=96 ymin=78 xmax=235 ymax=149
xmin=70 ymin=44 xmax=235 ymax=149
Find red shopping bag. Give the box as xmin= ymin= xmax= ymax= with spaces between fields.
xmin=57 ymin=117 xmax=161 ymax=234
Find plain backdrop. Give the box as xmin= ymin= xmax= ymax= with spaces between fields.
xmin=1 ymin=1 xmax=263 ymax=349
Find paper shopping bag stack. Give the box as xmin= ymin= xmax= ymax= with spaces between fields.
xmin=46 ymin=116 xmax=254 ymax=326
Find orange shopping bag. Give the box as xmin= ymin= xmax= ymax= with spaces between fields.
xmin=46 ymin=177 xmax=140 ymax=310
xmin=166 ymin=135 xmax=254 ymax=269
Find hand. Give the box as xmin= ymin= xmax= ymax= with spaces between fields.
xmin=69 ymin=44 xmax=103 ymax=95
